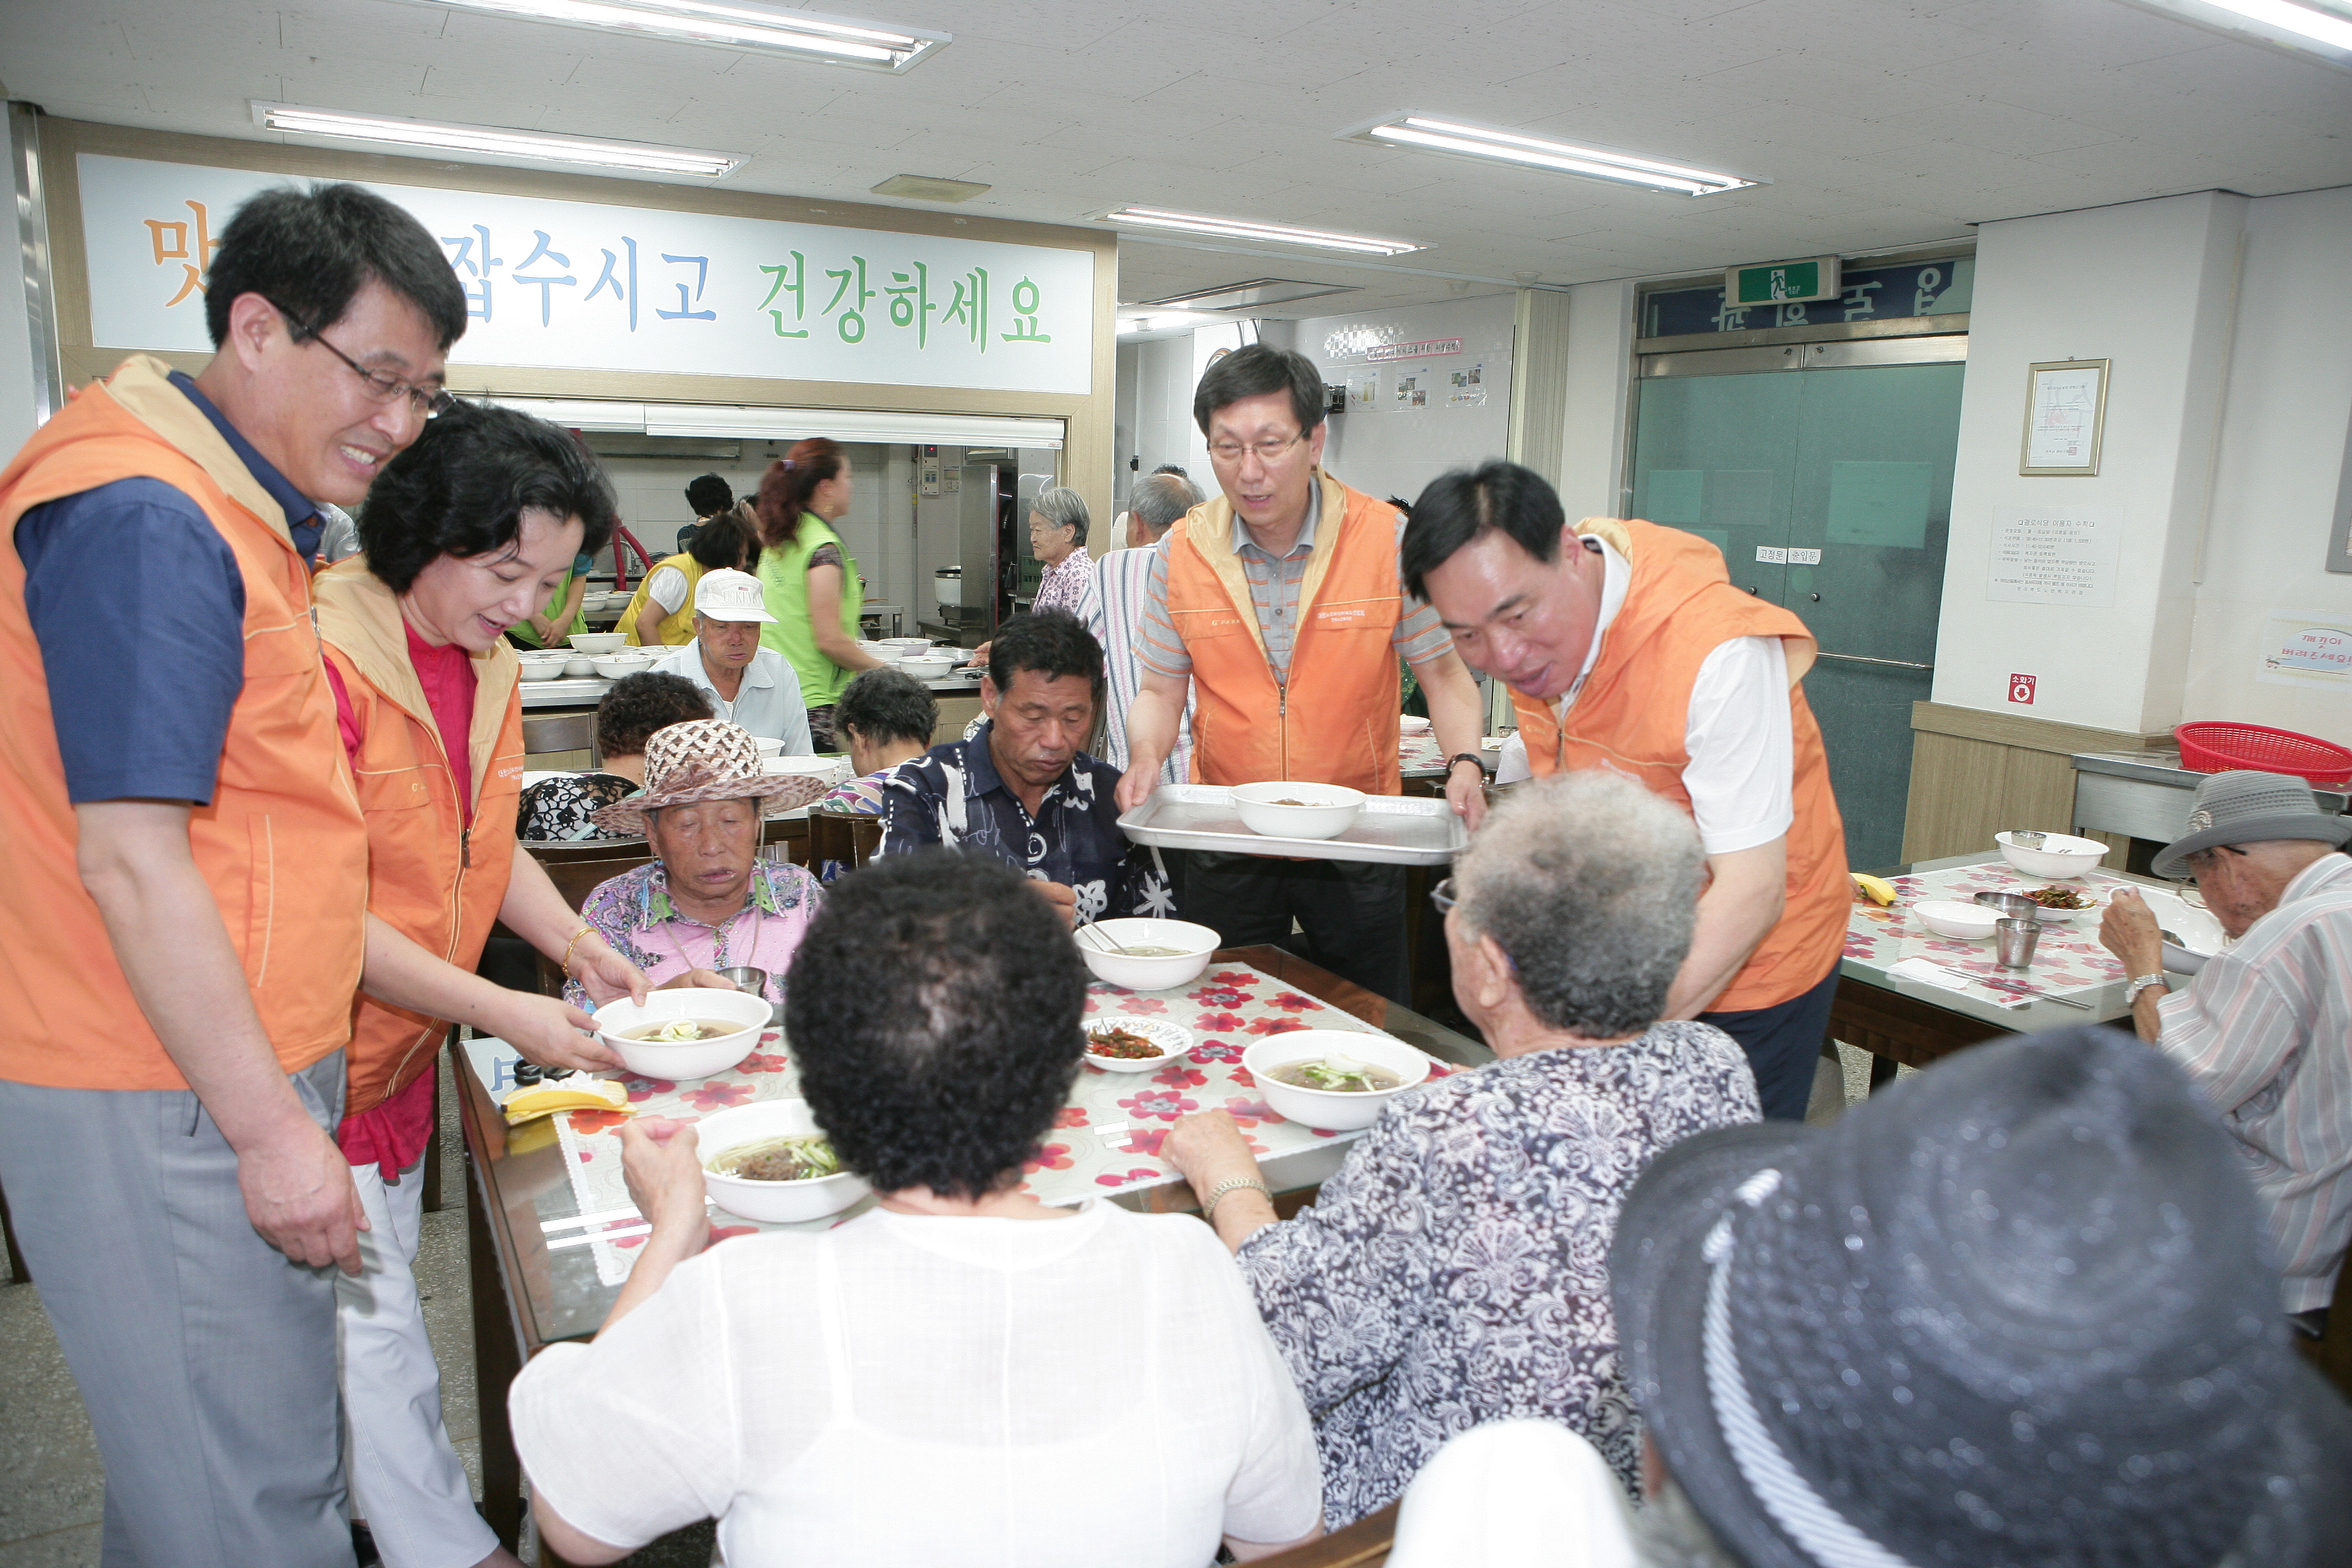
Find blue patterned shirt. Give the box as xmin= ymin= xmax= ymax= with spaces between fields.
xmin=877 ymin=721 xmax=1173 ymax=923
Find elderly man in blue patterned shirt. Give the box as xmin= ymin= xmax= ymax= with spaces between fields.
xmin=879 ymin=611 xmax=1171 ymax=926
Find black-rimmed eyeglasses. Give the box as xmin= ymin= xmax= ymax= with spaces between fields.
xmin=271 ymin=299 xmax=452 ymax=421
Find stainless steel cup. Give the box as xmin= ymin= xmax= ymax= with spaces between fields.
xmin=1994 ymin=917 xmax=2042 ymax=969
xmin=714 ymin=965 xmax=780 ymax=1028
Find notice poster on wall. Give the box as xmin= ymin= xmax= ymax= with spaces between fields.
xmin=1986 ymin=505 xmax=2122 ymax=606
xmin=1348 ymin=370 xmax=1380 ymax=410
xmin=1447 ymin=362 xmax=1486 ymax=407
xmin=2256 ymin=609 xmax=2352 ymax=691
xmin=1392 ymin=372 xmax=1429 ymax=410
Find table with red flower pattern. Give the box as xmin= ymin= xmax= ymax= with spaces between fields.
xmin=466 ymin=961 xmax=1455 ymax=1285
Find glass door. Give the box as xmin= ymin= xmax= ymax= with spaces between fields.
xmin=1630 ymin=358 xmax=1962 ymax=869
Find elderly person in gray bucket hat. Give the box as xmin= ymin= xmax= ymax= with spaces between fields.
xmin=1590 ymin=1027 xmax=2352 ymax=1568
xmin=2099 ymin=769 xmax=2352 ymax=1329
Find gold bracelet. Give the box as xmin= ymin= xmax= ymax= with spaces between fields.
xmin=560 ymin=925 xmax=595 ymax=975
xmin=1201 ymin=1176 xmax=1271 ymax=1223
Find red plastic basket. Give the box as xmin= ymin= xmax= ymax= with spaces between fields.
xmin=2174 ymin=722 xmax=2352 ymax=787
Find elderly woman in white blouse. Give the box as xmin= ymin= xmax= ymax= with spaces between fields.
xmin=1165 ymin=772 xmax=1763 ymax=1527
xmin=511 ymin=851 xmax=1325 ymax=1567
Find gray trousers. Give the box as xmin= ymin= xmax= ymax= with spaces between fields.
xmin=0 ymin=1054 xmax=358 ymax=1568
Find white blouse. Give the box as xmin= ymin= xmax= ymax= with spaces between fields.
xmin=510 ymin=1200 xmax=1322 ymax=1566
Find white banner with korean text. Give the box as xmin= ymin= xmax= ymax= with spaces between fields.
xmin=77 ymin=154 xmax=1094 ymax=395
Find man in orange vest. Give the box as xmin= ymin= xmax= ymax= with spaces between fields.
xmin=0 ymin=185 xmax=465 ymax=1566
xmin=1116 ymin=345 xmax=1487 ymax=1002
xmin=1401 ymin=462 xmax=1851 ymax=1120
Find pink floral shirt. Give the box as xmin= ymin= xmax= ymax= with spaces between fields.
xmin=568 ymin=859 xmax=822 ymax=1004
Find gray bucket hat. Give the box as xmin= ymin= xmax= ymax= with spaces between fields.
xmin=2151 ymin=769 xmax=2351 ymax=878
xmin=1609 ymin=1027 xmax=2352 ymax=1568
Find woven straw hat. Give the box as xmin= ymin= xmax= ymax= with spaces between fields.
xmin=589 ymin=719 xmax=827 ymax=833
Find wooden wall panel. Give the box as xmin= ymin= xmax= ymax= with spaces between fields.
xmin=1898 ymin=701 xmax=2172 ymax=868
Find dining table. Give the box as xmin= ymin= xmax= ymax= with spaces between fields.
xmin=1828 ymin=850 xmax=2176 ymax=1090
xmin=452 ymin=943 xmax=1492 ymax=1554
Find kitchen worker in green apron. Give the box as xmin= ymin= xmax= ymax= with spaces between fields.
xmin=753 ymin=436 xmax=883 ymax=750
xmin=503 ymin=549 xmax=592 ymax=650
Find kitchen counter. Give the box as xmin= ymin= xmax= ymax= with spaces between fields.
xmin=2070 ymin=747 xmax=2348 ymax=844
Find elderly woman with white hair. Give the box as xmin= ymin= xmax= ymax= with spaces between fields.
xmin=1165 ymin=772 xmax=1762 ymax=1527
xmin=1026 ymin=485 xmax=1093 ymax=616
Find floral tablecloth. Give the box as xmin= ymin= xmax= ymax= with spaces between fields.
xmin=466 ymin=961 xmax=1451 ymax=1284
xmin=1847 ymin=860 xmax=2137 ymax=1004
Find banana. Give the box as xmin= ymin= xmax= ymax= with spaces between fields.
xmin=503 ymin=1077 xmax=631 ymax=1126
xmin=1851 ymin=872 xmax=1898 ymax=907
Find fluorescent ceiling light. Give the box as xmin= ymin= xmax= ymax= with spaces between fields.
xmin=1344 ymin=116 xmax=1761 ymax=196
xmin=2115 ymin=0 xmax=2352 ymax=69
xmin=404 ymin=0 xmax=949 ymax=71
xmin=254 ymin=102 xmax=743 ymax=177
xmin=1101 ymin=207 xmax=1423 ymax=256
xmin=1142 ymin=279 xmax=1359 ymax=312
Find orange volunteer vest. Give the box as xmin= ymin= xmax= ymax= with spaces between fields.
xmin=616 ymin=552 xmax=706 ymax=645
xmin=315 ymin=560 xmax=525 ymax=1116
xmin=0 ymin=356 xmax=368 ymax=1089
xmin=1511 ymin=518 xmax=1850 ymax=1014
xmin=1161 ymin=469 xmax=1404 ymax=796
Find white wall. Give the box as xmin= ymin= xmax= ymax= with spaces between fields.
xmin=1929 ymin=191 xmax=2246 ymax=735
xmin=1263 ymin=293 xmax=1515 ymax=510
xmin=1554 ymin=279 xmax=1637 ymax=521
xmin=0 ymin=108 xmax=44 ymax=454
xmin=2180 ymin=187 xmax=2352 ymax=746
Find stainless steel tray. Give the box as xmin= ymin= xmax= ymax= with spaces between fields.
xmin=1118 ymin=785 xmax=1468 ymax=867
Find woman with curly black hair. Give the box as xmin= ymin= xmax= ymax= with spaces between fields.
xmin=315 ymin=398 xmax=657 ymax=1568
xmin=514 ymin=671 xmax=714 ymax=841
xmin=510 ymin=851 xmax=1326 ymax=1568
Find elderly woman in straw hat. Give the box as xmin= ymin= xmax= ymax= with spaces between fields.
xmin=570 ymin=720 xmax=832 ymax=1008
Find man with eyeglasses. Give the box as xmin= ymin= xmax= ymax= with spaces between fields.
xmin=2099 ymin=769 xmax=2352 ymax=1337
xmin=0 ymin=182 xmax=465 ymax=1566
xmin=1117 ymin=344 xmax=1487 ymax=1003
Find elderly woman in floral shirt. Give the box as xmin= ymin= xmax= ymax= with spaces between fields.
xmin=570 ymin=720 xmax=831 ymax=1008
xmin=1165 ymin=772 xmax=1762 ymax=1527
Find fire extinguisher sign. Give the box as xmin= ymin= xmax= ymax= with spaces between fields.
xmin=2008 ymin=674 xmax=2037 ymax=705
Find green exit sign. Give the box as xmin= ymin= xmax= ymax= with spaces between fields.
xmin=1726 ymin=256 xmax=1842 ymax=306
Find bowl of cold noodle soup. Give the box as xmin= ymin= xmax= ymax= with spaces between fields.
xmin=594 ymin=988 xmax=773 ymax=1079
xmin=1244 ymin=1029 xmax=1432 ymax=1132
xmin=1230 ymin=781 xmax=1366 ymax=841
xmin=1074 ymin=918 xmax=1220 ymax=991
xmin=695 ymin=1098 xmax=870 ymax=1222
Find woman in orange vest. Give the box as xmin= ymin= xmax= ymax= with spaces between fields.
xmin=616 ymin=507 xmax=754 ymax=645
xmin=1400 ymin=461 xmax=1851 ymax=1122
xmin=315 ymin=403 xmax=671 ymax=1568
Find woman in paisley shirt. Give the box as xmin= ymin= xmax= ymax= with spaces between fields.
xmin=1165 ymin=772 xmax=1762 ymax=1525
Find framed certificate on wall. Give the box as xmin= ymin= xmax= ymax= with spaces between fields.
xmin=2019 ymin=359 xmax=2110 ymax=477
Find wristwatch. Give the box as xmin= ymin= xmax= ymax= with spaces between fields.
xmin=1448 ymin=752 xmax=1485 ymax=775
xmin=2125 ymin=972 xmax=2167 ymax=1001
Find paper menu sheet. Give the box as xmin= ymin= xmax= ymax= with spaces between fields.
xmin=2026 ymin=363 xmax=2103 ymax=469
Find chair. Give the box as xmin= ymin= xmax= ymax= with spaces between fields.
xmin=518 ymin=834 xmax=649 ymax=865
xmin=1251 ymin=1501 xmax=1398 ymax=1568
xmin=521 ymin=711 xmax=599 ymax=762
xmin=531 ymin=851 xmax=655 ymax=998
xmin=807 ymin=807 xmax=885 ymax=873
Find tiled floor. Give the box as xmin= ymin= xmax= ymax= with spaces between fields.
xmin=0 ymin=1049 xmax=1885 ymax=1566
xmin=0 ymin=1073 xmax=714 ymax=1568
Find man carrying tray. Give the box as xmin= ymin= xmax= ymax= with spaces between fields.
xmin=1115 ymin=344 xmax=1485 ymax=1002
